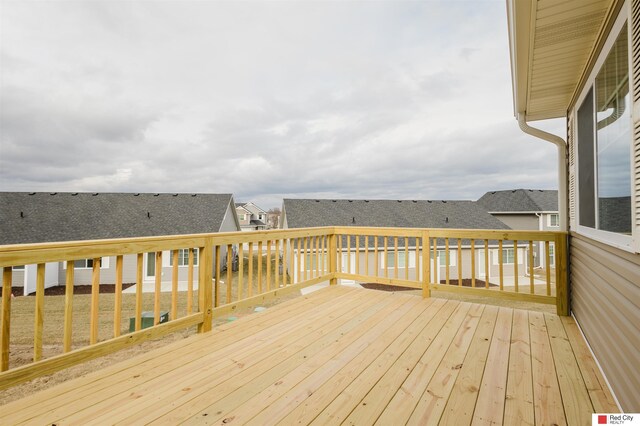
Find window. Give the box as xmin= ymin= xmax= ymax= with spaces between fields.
xmin=548 ymin=214 xmax=559 ymax=227
xmin=386 ymin=252 xmax=406 ymax=268
xmin=548 ymin=243 xmax=556 ymax=267
xmin=169 ymin=249 xmax=198 ymax=267
xmin=12 ymin=265 xmax=25 ymax=271
xmin=501 ymin=248 xmax=515 ymax=265
xmin=436 ymin=250 xmax=456 ymax=267
xmin=576 ymin=18 xmax=632 ymax=241
xmin=69 ymin=257 xmax=109 ymax=269
xmin=239 ymin=214 xmax=246 ymax=220
xmin=305 ymin=254 xmax=318 ymax=270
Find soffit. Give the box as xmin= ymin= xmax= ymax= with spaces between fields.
xmin=508 ymin=0 xmax=615 ymax=121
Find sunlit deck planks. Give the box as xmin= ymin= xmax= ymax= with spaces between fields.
xmin=0 ymin=285 xmax=618 ymax=425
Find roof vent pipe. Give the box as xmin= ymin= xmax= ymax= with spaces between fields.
xmin=517 ymin=113 xmax=567 ymax=231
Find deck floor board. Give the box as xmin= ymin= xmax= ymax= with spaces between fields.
xmin=0 ymin=286 xmax=618 ymax=425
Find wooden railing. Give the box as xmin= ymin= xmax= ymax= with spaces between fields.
xmin=0 ymin=226 xmax=567 ymax=389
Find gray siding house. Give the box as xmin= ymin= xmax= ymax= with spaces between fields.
xmin=282 ymin=199 xmax=520 ymax=284
xmin=0 ymin=192 xmax=240 ymax=295
xmin=478 ymin=189 xmax=559 ymax=268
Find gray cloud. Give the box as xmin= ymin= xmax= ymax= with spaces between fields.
xmin=0 ymin=1 xmax=561 ymax=209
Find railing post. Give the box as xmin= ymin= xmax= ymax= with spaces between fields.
xmin=555 ymin=233 xmax=569 ymax=316
xmin=329 ymin=232 xmax=337 ymax=285
xmin=422 ymin=231 xmax=430 ymax=298
xmin=1 ymin=267 xmax=12 ymax=372
xmin=198 ymin=238 xmax=214 ymax=333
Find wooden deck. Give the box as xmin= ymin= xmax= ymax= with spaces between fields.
xmin=0 ymin=286 xmax=618 ymax=425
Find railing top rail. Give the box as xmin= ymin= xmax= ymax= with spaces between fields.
xmin=0 ymin=227 xmax=336 ymax=267
xmin=333 ymin=226 xmax=566 ymax=240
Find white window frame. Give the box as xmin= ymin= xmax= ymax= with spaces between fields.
xmin=435 ymin=250 xmax=456 ymax=267
xmin=169 ymin=248 xmax=199 ymax=267
xmin=548 ymin=243 xmax=556 ymax=267
xmin=64 ymin=257 xmax=110 ymax=269
xmin=239 ymin=213 xmax=246 ymax=220
xmin=492 ymin=248 xmax=521 ymax=265
xmin=573 ymin=3 xmax=635 ymax=252
xmin=548 ymin=214 xmax=559 ymax=227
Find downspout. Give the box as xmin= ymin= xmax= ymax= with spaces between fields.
xmin=517 ymin=113 xmax=568 ymax=231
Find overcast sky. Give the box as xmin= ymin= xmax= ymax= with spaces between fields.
xmin=0 ymin=0 xmax=563 ymax=209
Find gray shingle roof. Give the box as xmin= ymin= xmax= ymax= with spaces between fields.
xmin=477 ymin=189 xmax=558 ymax=213
xmin=0 ymin=192 xmax=235 ymax=245
xmin=283 ymin=199 xmax=510 ymax=230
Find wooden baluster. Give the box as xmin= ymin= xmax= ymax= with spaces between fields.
xmin=394 ymin=236 xmax=399 ymax=279
xmin=445 ymin=239 xmax=450 ymax=285
xmin=374 ymin=237 xmax=379 ymax=277
xmin=248 ymin=243 xmax=254 ymax=296
xmin=266 ymin=240 xmax=272 ymax=290
xmin=275 ymin=239 xmax=280 ymax=288
xmin=135 ymin=254 xmax=143 ymax=331
xmin=257 ymin=241 xmax=263 ymax=293
xmin=383 ymin=236 xmax=388 ymax=278
xmin=297 ymin=238 xmax=303 ymax=283
xmin=337 ymin=235 xmax=342 ymax=274
xmin=347 ymin=235 xmax=352 ymax=275
xmin=198 ymin=240 xmax=214 ymax=332
xmin=90 ymin=259 xmax=101 ymax=344
xmin=529 ymin=240 xmax=535 ymax=294
xmin=227 ymin=244 xmax=233 ymax=303
xmin=457 ymin=240 xmax=462 ymax=286
xmin=422 ymin=233 xmax=430 ymax=298
xmin=432 ymin=238 xmax=438 ymax=284
xmin=172 ymin=250 xmax=179 ymax=320
xmin=499 ymin=240 xmax=504 ymax=291
xmin=545 ymin=240 xmax=551 ymax=296
xmin=238 ymin=244 xmax=244 ymax=297
xmin=471 ymin=240 xmax=476 ymax=287
xmin=364 ymin=236 xmax=369 ymax=276
xmin=405 ymin=237 xmax=410 ymax=281
xmin=215 ymin=246 xmax=221 ymax=307
xmin=282 ymin=239 xmax=287 ymax=286
xmin=34 ymin=263 xmax=46 ymax=360
xmin=187 ymin=248 xmax=194 ymax=315
xmin=63 ymin=262 xmax=74 ymax=352
xmin=315 ymin=236 xmax=320 ymax=277
xmin=484 ymin=240 xmax=490 ymax=288
xmin=1 ymin=267 xmax=13 ymax=371
xmin=355 ymin=235 xmax=360 ymax=275
xmin=154 ymin=252 xmax=162 ymax=326
xmin=514 ymin=240 xmax=519 ymax=293
xmin=114 ymin=255 xmax=123 ymax=336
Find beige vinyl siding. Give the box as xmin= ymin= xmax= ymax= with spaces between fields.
xmin=491 ymin=214 xmax=539 ymax=230
xmin=570 ymin=233 xmax=640 ymax=411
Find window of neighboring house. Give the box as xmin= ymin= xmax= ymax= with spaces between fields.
xmin=385 ymin=252 xmax=406 ymax=268
xmin=548 ymin=243 xmax=556 ymax=267
xmin=494 ymin=248 xmax=515 ymax=265
xmin=548 ymin=214 xmax=559 ymax=227
xmin=436 ymin=250 xmax=456 ymax=267
xmin=66 ymin=257 xmax=110 ymax=269
xmin=12 ymin=265 xmax=25 ymax=271
xmin=305 ymin=254 xmax=318 ymax=270
xmin=239 ymin=214 xmax=246 ymax=220
xmin=169 ymin=249 xmax=199 ymax=267
xmin=259 ymin=214 xmax=264 ymax=221
xmin=576 ymin=14 xmax=632 ymax=247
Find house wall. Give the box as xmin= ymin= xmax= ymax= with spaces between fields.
xmin=570 ymin=233 xmax=640 ymax=411
xmin=491 ymin=213 xmax=538 ymax=230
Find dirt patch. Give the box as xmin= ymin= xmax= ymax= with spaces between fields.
xmin=11 ymin=283 xmax=137 ymax=297
xmin=437 ymin=279 xmax=497 ymax=288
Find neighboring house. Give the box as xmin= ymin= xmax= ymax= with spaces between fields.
xmin=0 ymin=192 xmax=240 ymax=295
xmin=477 ymin=189 xmax=559 ymax=267
xmin=507 ymin=0 xmax=640 ymax=410
xmin=235 ymin=202 xmax=268 ymax=231
xmin=282 ymin=198 xmax=519 ymax=283
xmin=266 ymin=209 xmax=281 ymax=229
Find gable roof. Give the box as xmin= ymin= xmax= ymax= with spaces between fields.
xmin=282 ymin=199 xmax=509 ymax=230
xmin=477 ymin=189 xmax=558 ymax=213
xmin=0 ymin=192 xmax=237 ymax=245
